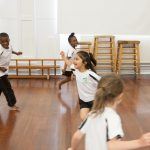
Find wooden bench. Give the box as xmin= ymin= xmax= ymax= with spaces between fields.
xmin=9 ymin=59 xmax=63 ymax=79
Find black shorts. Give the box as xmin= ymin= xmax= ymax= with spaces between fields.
xmin=79 ymin=99 xmax=93 ymax=109
xmin=62 ymin=71 xmax=73 ymax=77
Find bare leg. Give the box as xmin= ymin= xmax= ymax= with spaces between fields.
xmin=80 ymin=108 xmax=90 ymax=121
xmin=57 ymin=76 xmax=71 ymax=90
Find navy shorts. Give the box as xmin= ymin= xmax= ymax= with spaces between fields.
xmin=79 ymin=98 xmax=93 ymax=109
xmin=62 ymin=71 xmax=73 ymax=77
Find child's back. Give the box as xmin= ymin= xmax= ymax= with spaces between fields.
xmin=68 ymin=74 xmax=150 ymax=150
xmin=79 ymin=107 xmax=123 ymax=150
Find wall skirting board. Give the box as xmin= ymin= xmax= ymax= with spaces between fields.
xmin=140 ymin=63 xmax=150 ymax=74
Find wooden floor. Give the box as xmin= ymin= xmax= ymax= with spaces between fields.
xmin=0 ymin=75 xmax=150 ymax=150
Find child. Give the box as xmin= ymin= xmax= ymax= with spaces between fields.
xmin=0 ymin=32 xmax=22 ymax=110
xmin=68 ymin=74 xmax=150 ymax=150
xmin=60 ymin=50 xmax=100 ymax=120
xmin=57 ymin=33 xmax=78 ymax=90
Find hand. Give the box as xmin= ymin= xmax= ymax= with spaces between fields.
xmin=68 ymin=148 xmax=72 ymax=150
xmin=60 ymin=51 xmax=65 ymax=58
xmin=139 ymin=133 xmax=150 ymax=147
xmin=17 ymin=52 xmax=22 ymax=55
xmin=0 ymin=67 xmax=7 ymax=72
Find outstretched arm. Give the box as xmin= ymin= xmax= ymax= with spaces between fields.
xmin=12 ymin=51 xmax=22 ymax=55
xmin=108 ymin=133 xmax=150 ymax=150
xmin=68 ymin=130 xmax=84 ymax=150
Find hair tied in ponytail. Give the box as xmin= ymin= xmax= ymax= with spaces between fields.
xmin=70 ymin=32 xmax=75 ymax=36
xmin=100 ymin=86 xmax=105 ymax=91
xmin=68 ymin=32 xmax=75 ymax=42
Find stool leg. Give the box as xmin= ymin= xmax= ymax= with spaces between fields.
xmin=136 ymin=43 xmax=140 ymax=78
xmin=47 ymin=68 xmax=50 ymax=80
xmin=116 ymin=46 xmax=119 ymax=74
xmin=117 ymin=44 xmax=123 ymax=75
xmin=111 ymin=37 xmax=116 ymax=72
xmin=134 ymin=43 xmax=137 ymax=74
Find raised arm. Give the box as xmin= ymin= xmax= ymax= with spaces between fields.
xmin=60 ymin=51 xmax=73 ymax=67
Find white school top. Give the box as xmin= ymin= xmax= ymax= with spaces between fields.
xmin=0 ymin=45 xmax=13 ymax=77
xmin=73 ymin=69 xmax=101 ymax=102
xmin=66 ymin=45 xmax=77 ymax=71
xmin=79 ymin=107 xmax=124 ymax=150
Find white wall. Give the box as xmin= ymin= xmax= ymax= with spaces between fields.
xmin=58 ymin=0 xmax=150 ymax=35
xmin=34 ymin=0 xmax=59 ymax=58
xmin=0 ymin=0 xmax=60 ymax=58
xmin=0 ymin=0 xmax=150 ymax=74
xmin=0 ymin=0 xmax=20 ymax=52
xmin=20 ymin=0 xmax=35 ymax=58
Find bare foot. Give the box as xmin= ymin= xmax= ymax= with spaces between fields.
xmin=9 ymin=105 xmax=19 ymax=111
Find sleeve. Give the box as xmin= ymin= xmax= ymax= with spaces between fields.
xmin=106 ymin=113 xmax=124 ymax=140
xmin=67 ymin=49 xmax=73 ymax=58
xmin=78 ymin=117 xmax=89 ymax=134
xmin=89 ymin=71 xmax=101 ymax=82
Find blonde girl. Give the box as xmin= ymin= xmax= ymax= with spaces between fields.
xmin=68 ymin=74 xmax=150 ymax=150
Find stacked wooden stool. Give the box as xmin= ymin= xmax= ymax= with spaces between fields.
xmin=116 ymin=40 xmax=140 ymax=76
xmin=93 ymin=36 xmax=116 ymax=75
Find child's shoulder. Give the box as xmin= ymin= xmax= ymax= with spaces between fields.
xmin=103 ymin=107 xmax=119 ymax=118
xmin=88 ymin=69 xmax=97 ymax=75
xmin=88 ymin=70 xmax=101 ymax=81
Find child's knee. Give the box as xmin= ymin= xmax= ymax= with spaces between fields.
xmin=80 ymin=108 xmax=90 ymax=120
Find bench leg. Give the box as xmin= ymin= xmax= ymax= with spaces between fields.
xmin=46 ymin=68 xmax=50 ymax=80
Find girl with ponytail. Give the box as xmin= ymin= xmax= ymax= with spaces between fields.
xmin=68 ymin=74 xmax=150 ymax=150
xmin=60 ymin=50 xmax=101 ymax=120
xmin=57 ymin=33 xmax=78 ymax=90
xmin=57 ymin=32 xmax=97 ymax=90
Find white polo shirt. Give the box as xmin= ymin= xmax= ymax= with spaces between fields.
xmin=79 ymin=107 xmax=124 ymax=150
xmin=0 ymin=45 xmax=13 ymax=77
xmin=66 ymin=45 xmax=77 ymax=71
xmin=73 ymin=69 xmax=101 ymax=102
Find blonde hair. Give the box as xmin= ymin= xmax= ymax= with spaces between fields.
xmin=92 ymin=74 xmax=123 ymax=115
